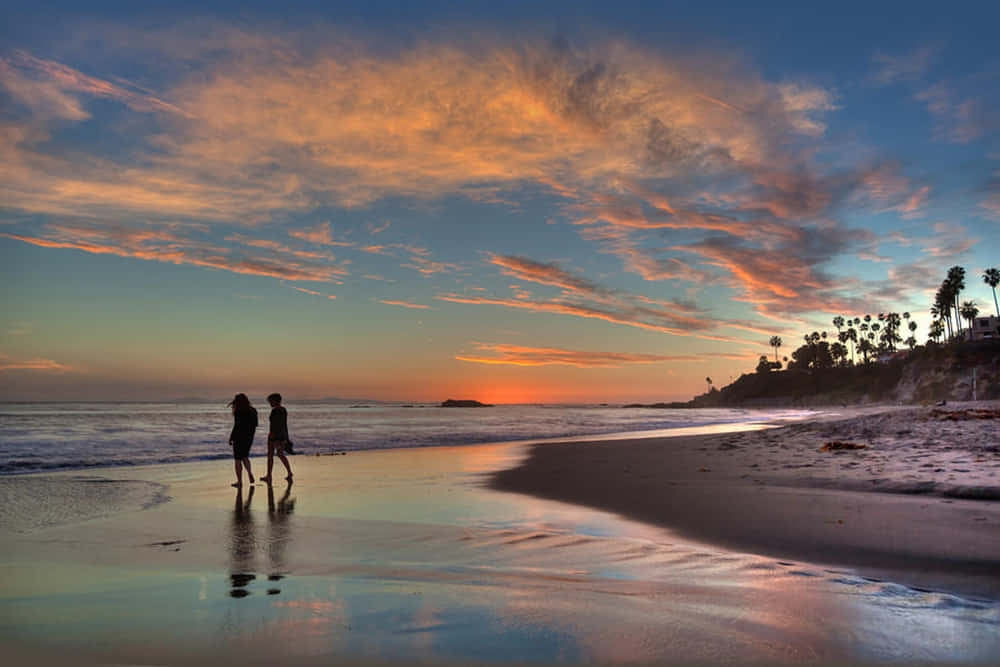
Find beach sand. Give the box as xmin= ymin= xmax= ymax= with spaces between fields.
xmin=492 ymin=401 xmax=1000 ymax=598
xmin=2 ymin=405 xmax=1000 ymax=664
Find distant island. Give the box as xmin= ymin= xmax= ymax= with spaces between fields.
xmin=440 ymin=399 xmax=494 ymax=408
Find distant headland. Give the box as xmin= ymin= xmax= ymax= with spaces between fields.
xmin=440 ymin=399 xmax=494 ymax=408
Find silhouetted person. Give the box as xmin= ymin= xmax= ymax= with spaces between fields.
xmin=228 ymin=393 xmax=257 ymax=487
xmin=260 ymin=393 xmax=293 ymax=483
xmin=229 ymin=485 xmax=256 ymax=598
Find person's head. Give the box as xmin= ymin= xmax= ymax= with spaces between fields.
xmin=228 ymin=393 xmax=251 ymax=414
xmin=267 ymin=392 xmax=282 ymax=407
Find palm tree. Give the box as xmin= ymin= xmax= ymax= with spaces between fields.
xmin=832 ymin=316 xmax=844 ymax=334
xmin=928 ymin=319 xmax=945 ymax=343
xmin=984 ymin=268 xmax=1000 ymax=318
xmin=933 ymin=287 xmax=953 ymax=339
xmin=947 ymin=266 xmax=966 ymax=336
xmin=960 ymin=301 xmax=979 ymax=337
xmin=705 ymin=377 xmax=713 ymax=392
xmin=846 ymin=326 xmax=858 ymax=365
xmin=858 ymin=338 xmax=873 ymax=364
xmin=769 ymin=336 xmax=782 ymax=362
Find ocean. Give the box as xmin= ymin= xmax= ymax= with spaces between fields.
xmin=0 ymin=402 xmax=814 ymax=475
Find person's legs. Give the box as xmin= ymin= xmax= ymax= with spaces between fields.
xmin=242 ymin=458 xmax=254 ymax=483
xmin=276 ymin=447 xmax=293 ymax=479
xmin=261 ymin=440 xmax=275 ymax=482
xmin=232 ymin=459 xmax=242 ymax=487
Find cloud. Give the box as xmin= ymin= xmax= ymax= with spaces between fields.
xmin=489 ymin=254 xmax=605 ymax=295
xmin=436 ymin=289 xmax=748 ymax=343
xmin=288 ymin=222 xmax=353 ymax=246
xmin=0 ymin=356 xmax=72 ymax=372
xmin=870 ymin=46 xmax=937 ymax=85
xmin=2 ymin=36 xmax=839 ymax=222
xmin=380 ymin=299 xmax=430 ymax=309
xmin=289 ymin=285 xmax=336 ymax=298
xmin=0 ymin=29 xmax=912 ymax=330
xmin=916 ymin=82 xmax=1000 ymax=144
xmin=455 ymin=343 xmax=757 ymax=367
xmin=0 ymin=50 xmax=189 ymax=120
xmin=2 ymin=223 xmax=349 ymax=282
xmin=676 ymin=226 xmax=873 ymax=318
xmin=921 ymin=222 xmax=977 ymax=258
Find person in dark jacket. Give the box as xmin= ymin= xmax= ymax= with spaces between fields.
xmin=260 ymin=392 xmax=293 ymax=483
xmin=228 ymin=393 xmax=257 ymax=487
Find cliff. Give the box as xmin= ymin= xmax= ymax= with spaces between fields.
xmin=683 ymin=340 xmax=1000 ymax=407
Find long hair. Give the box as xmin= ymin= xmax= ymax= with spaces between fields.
xmin=228 ymin=393 xmax=252 ymax=415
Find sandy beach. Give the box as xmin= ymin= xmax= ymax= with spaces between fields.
xmin=492 ymin=402 xmax=1000 ymax=598
xmin=2 ymin=404 xmax=1000 ymax=664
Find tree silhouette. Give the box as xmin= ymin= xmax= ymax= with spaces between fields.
xmin=928 ymin=319 xmax=945 ymax=343
xmin=960 ymin=301 xmax=979 ymax=336
xmin=845 ymin=326 xmax=858 ymax=365
xmin=769 ymin=335 xmax=782 ymax=362
xmin=946 ymin=266 xmax=966 ymax=337
xmin=984 ymin=268 xmax=1000 ymax=318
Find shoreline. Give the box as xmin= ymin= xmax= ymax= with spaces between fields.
xmin=489 ymin=402 xmax=1000 ymax=598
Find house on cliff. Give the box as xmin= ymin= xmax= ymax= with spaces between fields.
xmin=968 ymin=315 xmax=1000 ymax=341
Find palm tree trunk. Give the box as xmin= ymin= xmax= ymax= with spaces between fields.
xmin=993 ymin=286 xmax=999 ymax=318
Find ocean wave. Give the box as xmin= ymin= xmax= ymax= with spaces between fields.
xmin=0 ymin=403 xmax=815 ymax=476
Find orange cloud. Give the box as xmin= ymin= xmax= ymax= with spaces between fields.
xmin=2 ymin=225 xmax=347 ymax=282
xmin=489 ymin=254 xmax=605 ymax=295
xmin=455 ymin=343 xmax=758 ymax=367
xmin=379 ymin=299 xmax=430 ymax=309
xmin=0 ymin=33 xmax=890 ymax=329
xmin=288 ymin=222 xmax=354 ymax=247
xmin=0 ymin=356 xmax=72 ymax=372
xmin=1 ymin=50 xmax=189 ymax=119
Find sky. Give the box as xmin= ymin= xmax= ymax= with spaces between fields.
xmin=1 ymin=1 xmax=998 ymax=403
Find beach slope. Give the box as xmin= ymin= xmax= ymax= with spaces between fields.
xmin=490 ymin=403 xmax=1000 ymax=597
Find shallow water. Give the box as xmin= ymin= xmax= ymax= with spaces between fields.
xmin=0 ymin=402 xmax=814 ymax=474
xmin=1 ymin=437 xmax=998 ymax=664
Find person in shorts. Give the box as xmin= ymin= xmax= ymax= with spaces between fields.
xmin=260 ymin=393 xmax=293 ymax=483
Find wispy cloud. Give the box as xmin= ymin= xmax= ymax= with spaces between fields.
xmin=2 ymin=223 xmax=348 ymax=282
xmin=490 ymin=254 xmax=606 ymax=295
xmin=0 ymin=356 xmax=72 ymax=372
xmin=287 ymin=222 xmax=354 ymax=247
xmin=1 ymin=50 xmax=190 ymax=119
xmin=870 ymin=46 xmax=937 ymax=85
xmin=455 ymin=343 xmax=758 ymax=367
xmin=921 ymin=222 xmax=977 ymax=258
xmin=379 ymin=299 xmax=430 ymax=309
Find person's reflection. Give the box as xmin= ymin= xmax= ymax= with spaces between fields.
xmin=229 ymin=485 xmax=256 ymax=598
xmin=265 ymin=481 xmax=295 ymax=595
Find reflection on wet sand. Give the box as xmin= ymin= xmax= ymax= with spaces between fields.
xmin=228 ymin=482 xmax=295 ymax=598
xmin=266 ymin=481 xmax=295 ymax=595
xmin=229 ymin=485 xmax=256 ymax=597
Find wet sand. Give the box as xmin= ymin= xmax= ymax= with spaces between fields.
xmin=2 ymin=410 xmax=1000 ymax=664
xmin=491 ymin=401 xmax=1000 ymax=598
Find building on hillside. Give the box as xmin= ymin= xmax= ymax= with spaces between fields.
xmin=968 ymin=315 xmax=1000 ymax=341
xmin=876 ymin=349 xmax=910 ymax=364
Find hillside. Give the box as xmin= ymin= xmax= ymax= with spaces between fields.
xmin=683 ymin=340 xmax=1000 ymax=407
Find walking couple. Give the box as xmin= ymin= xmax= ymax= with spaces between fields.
xmin=228 ymin=392 xmax=294 ymax=488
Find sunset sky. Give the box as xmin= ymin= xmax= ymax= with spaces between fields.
xmin=2 ymin=1 xmax=998 ymax=403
